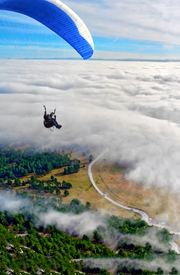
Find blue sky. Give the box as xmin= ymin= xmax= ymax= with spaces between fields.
xmin=1 ymin=0 xmax=180 ymax=59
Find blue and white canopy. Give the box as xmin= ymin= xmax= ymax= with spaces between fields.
xmin=0 ymin=0 xmax=94 ymax=59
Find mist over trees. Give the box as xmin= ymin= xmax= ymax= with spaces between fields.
xmin=0 ymin=191 xmax=179 ymax=274
xmin=0 ymin=145 xmax=179 ymax=274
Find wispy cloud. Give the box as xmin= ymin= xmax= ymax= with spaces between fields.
xmin=66 ymin=0 xmax=180 ymax=45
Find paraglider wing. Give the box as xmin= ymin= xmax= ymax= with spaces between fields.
xmin=0 ymin=0 xmax=94 ymax=59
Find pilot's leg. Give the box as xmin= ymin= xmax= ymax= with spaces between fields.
xmin=53 ymin=118 xmax=62 ymax=129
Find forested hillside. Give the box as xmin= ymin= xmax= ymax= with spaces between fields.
xmin=0 ymin=192 xmax=179 ymax=275
xmin=0 ymin=146 xmax=179 ymax=274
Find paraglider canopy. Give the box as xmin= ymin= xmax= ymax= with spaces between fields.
xmin=0 ymin=0 xmax=94 ymax=60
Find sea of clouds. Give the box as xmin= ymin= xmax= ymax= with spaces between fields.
xmin=1 ymin=59 xmax=180 ymax=193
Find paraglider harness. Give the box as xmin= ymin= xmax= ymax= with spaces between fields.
xmin=43 ymin=106 xmax=62 ymax=129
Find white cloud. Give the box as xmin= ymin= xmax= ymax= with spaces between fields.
xmin=40 ymin=210 xmax=104 ymax=236
xmin=1 ymin=60 xmax=180 ymax=193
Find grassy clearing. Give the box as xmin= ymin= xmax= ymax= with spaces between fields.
xmin=92 ymin=157 xmax=180 ymax=226
xmin=14 ymin=149 xmax=180 ymax=224
xmin=40 ymin=155 xmax=134 ymax=218
xmin=15 ymin=151 xmax=133 ymax=218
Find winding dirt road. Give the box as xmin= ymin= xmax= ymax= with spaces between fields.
xmin=88 ymin=152 xmax=149 ymax=222
xmin=88 ymin=152 xmax=180 ymax=253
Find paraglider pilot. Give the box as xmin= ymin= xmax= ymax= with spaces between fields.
xmin=43 ymin=106 xmax=62 ymax=129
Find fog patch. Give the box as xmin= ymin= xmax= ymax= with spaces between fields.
xmin=0 ymin=193 xmax=105 ymax=237
xmin=39 ymin=210 xmax=105 ymax=236
xmin=83 ymin=258 xmax=180 ymax=274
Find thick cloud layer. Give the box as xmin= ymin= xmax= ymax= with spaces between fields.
xmin=1 ymin=60 xmax=180 ymax=192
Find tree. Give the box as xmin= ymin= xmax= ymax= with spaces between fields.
xmin=56 ymin=188 xmax=61 ymax=195
xmin=156 ymin=267 xmax=163 ymax=274
xmin=157 ymin=228 xmax=171 ymax=243
xmin=118 ymin=248 xmax=127 ymax=257
xmin=93 ymin=230 xmax=103 ymax=243
xmin=99 ymin=269 xmax=110 ymax=275
xmin=64 ymin=168 xmax=68 ymax=175
xmin=170 ymin=267 xmax=178 ymax=274
xmin=64 ymin=190 xmax=69 ymax=197
xmin=7 ymin=179 xmax=12 ymax=186
xmin=43 ymin=162 xmax=53 ymax=172
xmin=145 ymin=242 xmax=152 ymax=252
xmin=14 ymin=178 xmax=21 ymax=187
xmin=62 ymin=181 xmax=72 ymax=189
xmin=51 ymin=175 xmax=55 ymax=181
xmin=85 ymin=202 xmax=91 ymax=210
xmin=88 ymin=155 xmax=93 ymax=163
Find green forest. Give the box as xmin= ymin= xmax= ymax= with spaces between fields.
xmin=0 ymin=146 xmax=179 ymax=274
xmin=0 ymin=147 xmax=80 ymax=197
xmin=0 ymin=147 xmax=80 ymax=180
